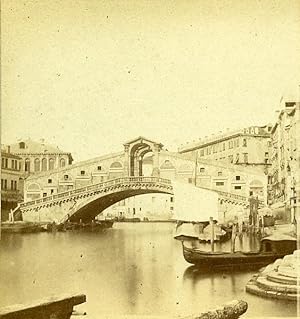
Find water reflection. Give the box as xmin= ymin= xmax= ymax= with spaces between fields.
xmin=0 ymin=223 xmax=296 ymax=317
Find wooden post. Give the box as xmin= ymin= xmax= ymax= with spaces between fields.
xmin=231 ymin=219 xmax=237 ymax=253
xmin=209 ymin=217 xmax=214 ymax=252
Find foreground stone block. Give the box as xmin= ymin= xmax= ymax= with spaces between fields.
xmin=0 ymin=294 xmax=86 ymax=319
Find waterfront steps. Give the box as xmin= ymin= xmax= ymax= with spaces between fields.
xmin=246 ymin=250 xmax=300 ymax=301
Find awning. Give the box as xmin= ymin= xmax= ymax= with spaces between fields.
xmin=270 ymin=202 xmax=285 ymax=209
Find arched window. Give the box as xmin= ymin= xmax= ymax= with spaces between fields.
xmin=25 ymin=158 xmax=31 ymax=172
xmin=34 ymin=158 xmax=40 ymax=172
xmin=110 ymin=161 xmax=123 ymax=169
xmin=60 ymin=158 xmax=66 ymax=168
xmin=49 ymin=158 xmax=55 ymax=170
xmin=19 ymin=142 xmax=25 ymax=149
xmin=41 ymin=158 xmax=47 ymax=171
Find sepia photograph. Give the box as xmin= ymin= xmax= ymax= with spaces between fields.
xmin=1 ymin=1 xmax=300 ymax=318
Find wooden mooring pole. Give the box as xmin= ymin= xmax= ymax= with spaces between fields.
xmin=209 ymin=217 xmax=214 ymax=252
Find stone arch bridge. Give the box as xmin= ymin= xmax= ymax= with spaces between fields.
xmin=16 ymin=176 xmax=250 ymax=224
xmin=17 ymin=136 xmax=266 ymax=223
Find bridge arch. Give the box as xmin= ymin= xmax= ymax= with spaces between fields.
xmin=67 ymin=186 xmax=173 ymax=223
xmin=20 ymin=177 xmax=173 ymax=223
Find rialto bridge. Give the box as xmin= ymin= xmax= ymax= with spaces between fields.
xmin=15 ymin=137 xmax=266 ymax=223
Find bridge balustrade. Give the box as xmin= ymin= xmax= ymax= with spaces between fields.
xmin=19 ymin=177 xmax=172 ymax=209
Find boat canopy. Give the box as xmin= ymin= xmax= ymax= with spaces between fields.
xmin=261 ymin=234 xmax=296 ymax=242
xmin=171 ymin=181 xmax=219 ymax=222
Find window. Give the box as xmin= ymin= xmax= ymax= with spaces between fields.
xmin=19 ymin=142 xmax=25 ymax=149
xmin=236 ymin=153 xmax=239 ymax=163
xmin=11 ymin=180 xmax=14 ymax=190
xmin=5 ymin=158 xmax=8 ymax=168
xmin=188 ymin=178 xmax=193 ymax=184
xmin=49 ymin=158 xmax=55 ymax=170
xmin=1 ymin=158 xmax=4 ymax=168
xmin=25 ymin=159 xmax=31 ymax=172
xmin=234 ymin=186 xmax=242 ymax=190
xmin=243 ymin=153 xmax=248 ymax=163
xmin=200 ymin=167 xmax=205 ymax=173
xmin=81 ymin=170 xmax=85 ymax=175
xmin=14 ymin=181 xmax=17 ymax=190
xmin=236 ymin=176 xmax=241 ymax=180
xmin=1 ymin=179 xmax=3 ymax=190
xmin=218 ymin=171 xmax=222 ymax=176
xmin=41 ymin=158 xmax=47 ymax=171
xmin=228 ymin=155 xmax=233 ymax=163
xmin=64 ymin=175 xmax=68 ymax=180
xmin=268 ymin=141 xmax=272 ymax=147
xmin=4 ymin=179 xmax=7 ymax=190
xmin=51 ymin=189 xmax=54 ymax=194
xmin=243 ymin=139 xmax=247 ymax=147
xmin=48 ymin=179 xmax=52 ymax=184
xmin=34 ymin=158 xmax=40 ymax=172
xmin=265 ymin=152 xmax=269 ymax=158
xmin=60 ymin=158 xmax=66 ymax=168
xmin=170 ymin=197 xmax=174 ymax=203
xmin=97 ymin=166 xmax=102 ymax=171
xmin=223 ymin=143 xmax=225 ymax=151
xmin=216 ymin=182 xmax=224 ymax=186
xmin=43 ymin=193 xmax=47 ymax=197
xmin=200 ymin=149 xmax=204 ymax=156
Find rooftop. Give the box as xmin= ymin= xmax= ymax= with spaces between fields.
xmin=7 ymin=139 xmax=72 ymax=156
xmin=178 ymin=125 xmax=271 ymax=153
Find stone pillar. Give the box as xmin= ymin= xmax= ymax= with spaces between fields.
xmin=123 ymin=144 xmax=130 ymax=177
xmin=138 ymin=157 xmax=143 ymax=176
xmin=152 ymin=144 xmax=160 ymax=177
xmin=134 ymin=154 xmax=140 ymax=177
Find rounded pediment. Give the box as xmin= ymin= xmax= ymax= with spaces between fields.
xmin=160 ymin=160 xmax=175 ymax=169
xmin=27 ymin=183 xmax=41 ymax=191
xmin=110 ymin=161 xmax=123 ymax=169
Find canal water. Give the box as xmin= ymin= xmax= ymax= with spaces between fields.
xmin=0 ymin=222 xmax=296 ymax=317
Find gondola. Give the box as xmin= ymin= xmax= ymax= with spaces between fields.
xmin=182 ymin=234 xmax=297 ymax=268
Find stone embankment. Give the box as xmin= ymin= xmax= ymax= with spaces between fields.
xmin=246 ymin=249 xmax=300 ymax=301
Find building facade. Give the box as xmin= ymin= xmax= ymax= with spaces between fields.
xmin=178 ymin=125 xmax=272 ymax=172
xmin=5 ymin=139 xmax=73 ymax=176
xmin=1 ymin=150 xmax=23 ymax=220
xmin=268 ymin=101 xmax=300 ymax=222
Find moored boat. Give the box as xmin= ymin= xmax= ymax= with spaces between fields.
xmin=1 ymin=221 xmax=43 ymax=233
xmin=64 ymin=219 xmax=114 ymax=231
xmin=182 ymin=234 xmax=297 ymax=268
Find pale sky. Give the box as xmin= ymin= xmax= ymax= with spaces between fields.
xmin=2 ymin=0 xmax=300 ymax=162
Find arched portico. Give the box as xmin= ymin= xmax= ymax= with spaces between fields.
xmin=123 ymin=137 xmax=163 ymax=177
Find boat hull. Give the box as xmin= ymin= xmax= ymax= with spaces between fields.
xmin=65 ymin=220 xmax=114 ymax=231
xmin=1 ymin=222 xmax=42 ymax=234
xmin=182 ymin=244 xmax=295 ymax=268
